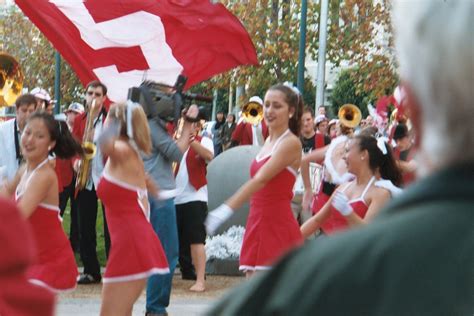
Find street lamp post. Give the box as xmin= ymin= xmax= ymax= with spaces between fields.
xmin=297 ymin=0 xmax=308 ymax=95
xmin=315 ymin=0 xmax=329 ymax=114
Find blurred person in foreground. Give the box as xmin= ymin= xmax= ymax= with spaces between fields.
xmin=0 ymin=197 xmax=54 ymax=316
xmin=208 ymin=1 xmax=474 ymax=315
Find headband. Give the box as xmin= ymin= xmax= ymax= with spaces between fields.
xmin=126 ymin=100 xmax=140 ymax=140
xmin=376 ymin=137 xmax=388 ymax=155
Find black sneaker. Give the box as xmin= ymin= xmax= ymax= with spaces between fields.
xmin=77 ymin=273 xmax=101 ymax=284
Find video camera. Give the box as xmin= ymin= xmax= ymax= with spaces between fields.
xmin=127 ymin=75 xmax=212 ymax=124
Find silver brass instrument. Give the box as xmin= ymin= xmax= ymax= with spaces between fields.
xmin=75 ymin=100 xmax=97 ymax=194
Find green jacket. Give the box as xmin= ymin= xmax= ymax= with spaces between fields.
xmin=208 ymin=164 xmax=474 ymax=316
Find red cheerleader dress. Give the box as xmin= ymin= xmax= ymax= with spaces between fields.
xmin=96 ymin=172 xmax=169 ymax=283
xmin=320 ymin=176 xmax=375 ymax=235
xmin=16 ymin=158 xmax=78 ymax=293
xmin=239 ymin=130 xmax=303 ymax=271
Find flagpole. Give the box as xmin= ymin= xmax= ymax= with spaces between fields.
xmin=297 ymin=0 xmax=308 ymax=94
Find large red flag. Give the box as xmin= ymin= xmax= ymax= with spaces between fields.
xmin=15 ymin=0 xmax=258 ymax=102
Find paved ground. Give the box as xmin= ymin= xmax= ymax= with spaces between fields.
xmin=56 ymin=275 xmax=244 ymax=315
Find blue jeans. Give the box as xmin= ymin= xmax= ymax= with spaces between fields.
xmin=146 ymin=197 xmax=179 ymax=314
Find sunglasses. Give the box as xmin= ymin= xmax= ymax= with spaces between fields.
xmin=86 ymin=91 xmax=103 ymax=97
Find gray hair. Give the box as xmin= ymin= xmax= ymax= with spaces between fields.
xmin=393 ymin=0 xmax=473 ymax=168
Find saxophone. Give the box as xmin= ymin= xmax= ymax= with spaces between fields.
xmin=75 ymin=100 xmax=98 ymax=193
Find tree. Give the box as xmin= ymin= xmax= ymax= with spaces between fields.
xmin=192 ymin=0 xmax=321 ymax=110
xmin=329 ymin=68 xmax=372 ymax=118
xmin=0 ymin=6 xmax=82 ymax=108
xmin=327 ymin=0 xmax=398 ymax=99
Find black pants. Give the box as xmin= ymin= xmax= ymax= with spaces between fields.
xmin=77 ymin=186 xmax=110 ymax=277
xmin=59 ymin=178 xmax=79 ymax=252
xmin=176 ymin=201 xmax=208 ymax=276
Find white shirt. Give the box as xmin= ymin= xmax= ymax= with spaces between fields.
xmin=174 ymin=136 xmax=214 ymax=205
xmin=86 ymin=115 xmax=105 ymax=191
xmin=0 ymin=119 xmax=19 ymax=183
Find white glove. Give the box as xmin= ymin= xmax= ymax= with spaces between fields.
xmin=205 ymin=204 xmax=233 ymax=236
xmin=331 ymin=191 xmax=353 ymax=216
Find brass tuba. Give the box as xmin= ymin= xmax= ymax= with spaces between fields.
xmin=0 ymin=53 xmax=24 ymax=107
xmin=75 ymin=100 xmax=98 ymax=194
xmin=242 ymin=100 xmax=263 ymax=125
xmin=338 ymin=104 xmax=362 ymax=128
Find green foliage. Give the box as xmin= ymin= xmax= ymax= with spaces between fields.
xmin=329 ymin=68 xmax=373 ymax=117
xmin=0 ymin=6 xmax=83 ymax=108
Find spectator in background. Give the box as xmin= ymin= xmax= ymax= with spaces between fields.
xmin=317 ymin=106 xmax=326 ymax=116
xmin=212 ymin=111 xmax=225 ymax=156
xmin=175 ymin=121 xmax=214 ymax=292
xmin=220 ymin=113 xmax=236 ymax=152
xmin=208 ymin=1 xmax=474 ymax=314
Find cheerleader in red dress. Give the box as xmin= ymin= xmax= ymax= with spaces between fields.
xmin=16 ymin=161 xmax=78 ymax=292
xmin=301 ymin=134 xmax=403 ymax=238
xmin=97 ymin=172 xmax=169 ymax=282
xmin=97 ymin=102 xmax=169 ymax=316
xmin=239 ymin=130 xmax=303 ymax=271
xmin=2 ymin=112 xmax=83 ymax=295
xmin=206 ymin=84 xmax=304 ymax=278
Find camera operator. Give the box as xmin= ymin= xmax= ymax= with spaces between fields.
xmin=143 ymin=104 xmax=198 ymax=316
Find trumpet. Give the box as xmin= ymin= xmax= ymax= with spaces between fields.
xmin=338 ymin=104 xmax=362 ymax=128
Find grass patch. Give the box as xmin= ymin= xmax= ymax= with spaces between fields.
xmin=62 ymin=202 xmax=108 ymax=267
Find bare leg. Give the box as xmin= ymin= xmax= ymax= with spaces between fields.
xmin=100 ymin=279 xmax=146 ymax=316
xmin=189 ymin=243 xmax=206 ymax=292
xmin=245 ymin=270 xmax=255 ymax=279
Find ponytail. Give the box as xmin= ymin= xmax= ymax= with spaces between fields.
xmin=356 ymin=134 xmax=402 ymax=187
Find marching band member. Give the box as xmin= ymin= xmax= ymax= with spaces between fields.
xmin=292 ymin=107 xmax=330 ymax=225
xmin=392 ymin=123 xmax=417 ymax=186
xmin=206 ymin=84 xmax=303 ymax=278
xmin=301 ymin=121 xmax=355 ymax=219
xmin=97 ymin=102 xmax=169 ymax=316
xmin=72 ymin=80 xmax=110 ymax=285
xmin=301 ymin=133 xmax=402 ymax=237
xmin=231 ymin=96 xmax=269 ymax=146
xmin=1 ymin=112 xmax=82 ymax=293
xmin=0 ymin=94 xmax=36 ymax=183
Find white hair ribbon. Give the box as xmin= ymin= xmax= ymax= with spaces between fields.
xmin=376 ymin=137 xmax=388 ymax=155
xmin=282 ymin=81 xmax=300 ymax=95
xmin=126 ymin=100 xmax=140 ymax=140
